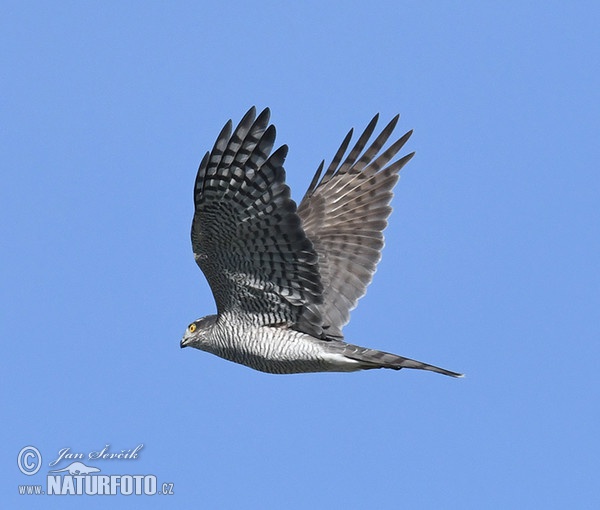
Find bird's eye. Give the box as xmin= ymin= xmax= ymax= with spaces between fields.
xmin=188 ymin=323 xmax=197 ymax=333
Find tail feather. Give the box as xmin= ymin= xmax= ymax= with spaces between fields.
xmin=341 ymin=344 xmax=463 ymax=378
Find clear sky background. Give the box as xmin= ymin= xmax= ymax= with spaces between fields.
xmin=2 ymin=1 xmax=598 ymax=508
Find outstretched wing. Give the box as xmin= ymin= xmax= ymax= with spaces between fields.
xmin=192 ymin=107 xmax=323 ymax=335
xmin=297 ymin=114 xmax=414 ymax=340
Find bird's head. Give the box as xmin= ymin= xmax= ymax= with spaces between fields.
xmin=180 ymin=314 xmax=217 ymax=349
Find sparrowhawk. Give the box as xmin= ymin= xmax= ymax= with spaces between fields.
xmin=181 ymin=107 xmax=462 ymax=377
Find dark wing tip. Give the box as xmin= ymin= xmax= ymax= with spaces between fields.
xmin=240 ymin=106 xmax=257 ymax=123
xmin=255 ymin=107 xmax=271 ymax=127
xmin=306 ymin=160 xmax=325 ymax=196
xmin=266 ymin=144 xmax=288 ymax=169
xmin=386 ymin=113 xmax=400 ymax=133
xmin=261 ymin=124 xmax=277 ymax=148
xmin=217 ymin=119 xmax=233 ymax=144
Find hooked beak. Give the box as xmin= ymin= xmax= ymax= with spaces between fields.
xmin=180 ymin=337 xmax=192 ymax=349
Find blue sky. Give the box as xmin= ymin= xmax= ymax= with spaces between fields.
xmin=2 ymin=1 xmax=598 ymax=508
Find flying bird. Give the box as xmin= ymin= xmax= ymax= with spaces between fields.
xmin=181 ymin=107 xmax=462 ymax=377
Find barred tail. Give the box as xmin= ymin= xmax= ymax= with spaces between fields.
xmin=342 ymin=344 xmax=463 ymax=378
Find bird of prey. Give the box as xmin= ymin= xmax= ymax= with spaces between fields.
xmin=181 ymin=107 xmax=462 ymax=377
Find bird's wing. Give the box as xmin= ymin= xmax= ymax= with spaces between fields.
xmin=297 ymin=114 xmax=414 ymax=340
xmin=192 ymin=107 xmax=324 ymax=336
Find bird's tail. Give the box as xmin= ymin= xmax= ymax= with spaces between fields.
xmin=341 ymin=343 xmax=463 ymax=378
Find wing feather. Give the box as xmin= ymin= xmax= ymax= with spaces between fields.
xmin=297 ymin=115 xmax=414 ymax=339
xmin=192 ymin=107 xmax=323 ymax=335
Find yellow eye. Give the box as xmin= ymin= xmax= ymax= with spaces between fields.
xmin=188 ymin=323 xmax=197 ymax=333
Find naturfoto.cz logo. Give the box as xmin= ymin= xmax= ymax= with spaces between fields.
xmin=17 ymin=444 xmax=175 ymax=497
